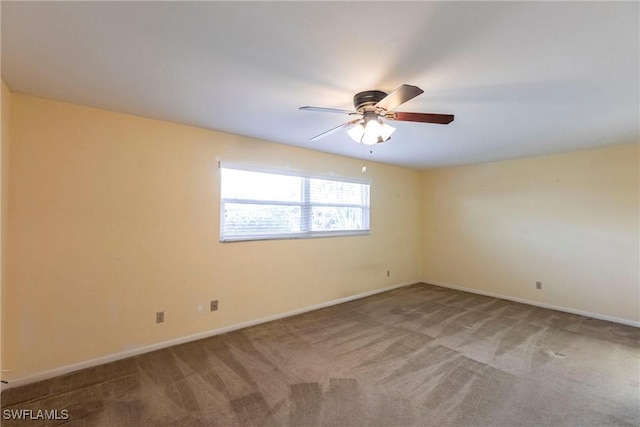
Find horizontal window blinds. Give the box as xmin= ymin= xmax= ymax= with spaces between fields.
xmin=220 ymin=164 xmax=370 ymax=242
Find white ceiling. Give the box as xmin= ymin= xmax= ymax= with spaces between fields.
xmin=1 ymin=1 xmax=638 ymax=169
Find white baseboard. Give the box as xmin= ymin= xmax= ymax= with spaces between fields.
xmin=1 ymin=280 xmax=417 ymax=390
xmin=424 ymin=279 xmax=640 ymax=328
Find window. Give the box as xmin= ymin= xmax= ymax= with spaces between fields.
xmin=220 ymin=163 xmax=370 ymax=242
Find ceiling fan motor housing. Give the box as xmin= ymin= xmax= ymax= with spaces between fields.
xmin=353 ymin=90 xmax=387 ymax=112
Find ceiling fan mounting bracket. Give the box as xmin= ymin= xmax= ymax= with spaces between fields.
xmin=353 ymin=90 xmax=387 ymax=113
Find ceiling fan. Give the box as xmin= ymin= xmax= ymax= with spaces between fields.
xmin=299 ymin=84 xmax=454 ymax=145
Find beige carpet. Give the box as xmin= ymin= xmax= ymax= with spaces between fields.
xmin=2 ymin=283 xmax=639 ymax=426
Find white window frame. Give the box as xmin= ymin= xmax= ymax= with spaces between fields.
xmin=219 ymin=162 xmax=371 ymax=242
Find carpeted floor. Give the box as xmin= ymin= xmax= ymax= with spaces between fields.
xmin=2 ymin=283 xmax=639 ymax=426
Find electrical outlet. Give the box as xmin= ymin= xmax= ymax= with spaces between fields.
xmin=536 ymin=281 xmax=542 ymax=290
xmin=156 ymin=311 xmax=165 ymax=323
xmin=387 ymin=270 xmax=390 ymax=278
xmin=210 ymin=300 xmax=219 ymax=311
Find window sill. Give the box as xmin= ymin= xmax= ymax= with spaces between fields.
xmin=219 ymin=230 xmax=370 ymax=243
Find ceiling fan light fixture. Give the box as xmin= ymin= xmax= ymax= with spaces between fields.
xmin=361 ymin=132 xmax=380 ymax=145
xmin=355 ymin=118 xmax=394 ymax=145
xmin=380 ymin=122 xmax=396 ymax=140
xmin=364 ymin=118 xmax=381 ymax=133
xmin=360 ymin=119 xmax=383 ymax=145
xmin=347 ymin=123 xmax=365 ymax=143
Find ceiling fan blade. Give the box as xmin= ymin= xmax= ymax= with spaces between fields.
xmin=386 ymin=111 xmax=454 ymax=124
xmin=375 ymin=84 xmax=424 ymax=111
xmin=299 ymin=106 xmax=357 ymax=115
xmin=309 ymin=119 xmax=362 ymax=141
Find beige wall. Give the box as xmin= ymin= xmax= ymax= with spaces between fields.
xmin=3 ymin=94 xmax=422 ymax=381
xmin=1 ymin=81 xmax=12 ymax=379
xmin=422 ymin=144 xmax=640 ymax=323
xmin=4 ymin=91 xmax=638 ymax=384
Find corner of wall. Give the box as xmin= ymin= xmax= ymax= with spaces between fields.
xmin=418 ymin=169 xmax=428 ymax=280
xmin=1 ymin=79 xmax=13 ymax=385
